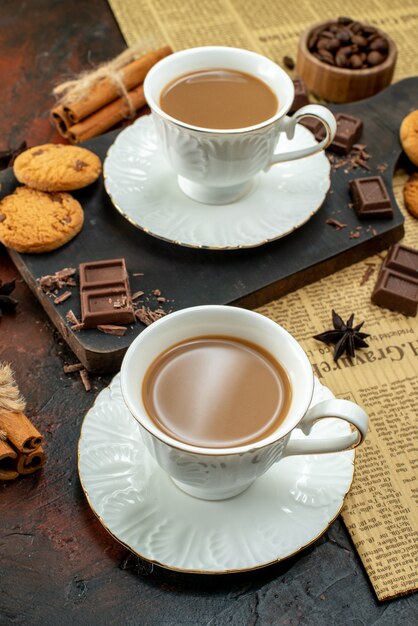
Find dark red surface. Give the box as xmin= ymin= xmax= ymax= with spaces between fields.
xmin=1 ymin=2 xmax=417 ymax=625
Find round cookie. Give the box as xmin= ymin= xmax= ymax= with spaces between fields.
xmin=403 ymin=172 xmax=418 ymax=219
xmin=400 ymin=110 xmax=418 ymax=167
xmin=13 ymin=144 xmax=102 ymax=191
xmin=0 ymin=186 xmax=84 ymax=253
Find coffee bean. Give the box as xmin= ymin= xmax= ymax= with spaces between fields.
xmin=318 ymin=49 xmax=335 ymax=64
xmin=367 ymin=50 xmax=385 ymax=66
xmin=336 ymin=29 xmax=351 ymax=44
xmin=370 ymin=37 xmax=388 ymax=53
xmin=308 ymin=33 xmax=319 ymax=49
xmin=317 ymin=37 xmax=331 ymax=49
xmin=352 ymin=35 xmax=368 ymax=47
xmin=327 ymin=37 xmax=341 ymax=52
xmin=339 ymin=45 xmax=353 ymax=56
xmin=283 ymin=55 xmax=295 ymax=70
xmin=350 ymin=54 xmax=363 ymax=69
xmin=321 ymin=30 xmax=335 ymax=39
xmin=337 ymin=16 xmax=352 ymax=25
xmin=350 ymin=22 xmax=363 ymax=34
xmin=362 ymin=25 xmax=377 ymax=35
xmin=335 ymin=51 xmax=349 ymax=67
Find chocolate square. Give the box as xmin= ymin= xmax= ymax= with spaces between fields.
xmin=79 ymin=258 xmax=135 ymax=328
xmin=384 ymin=243 xmax=418 ymax=279
xmin=289 ymin=79 xmax=309 ymax=115
xmin=349 ymin=177 xmax=393 ymax=219
xmin=80 ymin=289 xmax=135 ymax=327
xmin=371 ymin=268 xmax=418 ymax=317
xmin=328 ymin=113 xmax=363 ymax=154
xmin=79 ymin=258 xmax=128 ymax=290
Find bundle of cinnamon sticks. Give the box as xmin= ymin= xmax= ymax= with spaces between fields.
xmin=51 ymin=45 xmax=172 ymax=144
xmin=0 ymin=364 xmax=45 ymax=480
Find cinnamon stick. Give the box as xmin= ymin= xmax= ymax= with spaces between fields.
xmin=50 ymin=103 xmax=71 ymax=135
xmin=63 ymin=46 xmax=172 ymax=124
xmin=0 ymin=438 xmax=18 ymax=481
xmin=16 ymin=446 xmax=45 ymax=475
xmin=0 ymin=411 xmax=43 ymax=454
xmin=66 ymin=84 xmax=147 ymax=144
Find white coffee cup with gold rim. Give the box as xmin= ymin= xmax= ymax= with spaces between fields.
xmin=143 ymin=46 xmax=336 ymax=205
xmin=121 ymin=305 xmax=368 ymax=501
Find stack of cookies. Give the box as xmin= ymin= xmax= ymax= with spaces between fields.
xmin=400 ymin=111 xmax=418 ymax=220
xmin=0 ymin=144 xmax=101 ymax=253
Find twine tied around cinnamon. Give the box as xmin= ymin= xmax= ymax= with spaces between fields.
xmin=0 ymin=363 xmax=45 ymax=480
xmin=50 ymin=42 xmax=172 ymax=143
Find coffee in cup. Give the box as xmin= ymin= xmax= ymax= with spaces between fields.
xmin=159 ymin=69 xmax=278 ymax=130
xmin=142 ymin=334 xmax=291 ymax=448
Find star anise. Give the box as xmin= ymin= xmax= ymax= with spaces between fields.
xmin=0 ymin=279 xmax=18 ymax=318
xmin=0 ymin=141 xmax=27 ymax=170
xmin=313 ymin=310 xmax=369 ymax=361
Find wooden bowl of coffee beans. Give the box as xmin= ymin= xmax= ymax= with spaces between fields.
xmin=296 ymin=17 xmax=397 ymax=102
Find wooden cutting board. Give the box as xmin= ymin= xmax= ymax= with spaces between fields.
xmin=3 ymin=77 xmax=416 ymax=373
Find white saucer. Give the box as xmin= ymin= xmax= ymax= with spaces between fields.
xmin=103 ymin=116 xmax=331 ymax=250
xmin=78 ymin=374 xmax=355 ymax=574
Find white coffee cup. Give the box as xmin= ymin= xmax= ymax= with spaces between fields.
xmin=121 ymin=306 xmax=368 ymax=501
xmin=144 ymin=46 xmax=336 ymax=204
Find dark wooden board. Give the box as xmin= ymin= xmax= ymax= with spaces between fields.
xmin=3 ymin=78 xmax=417 ymax=372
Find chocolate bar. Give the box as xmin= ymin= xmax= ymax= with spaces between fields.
xmin=371 ymin=268 xmax=418 ymax=317
xmin=289 ymin=79 xmax=309 ymax=115
xmin=349 ymin=177 xmax=393 ymax=219
xmin=384 ymin=243 xmax=418 ymax=278
xmin=328 ymin=113 xmax=363 ymax=154
xmin=79 ymin=258 xmax=135 ymax=328
xmin=371 ymin=243 xmax=418 ymax=316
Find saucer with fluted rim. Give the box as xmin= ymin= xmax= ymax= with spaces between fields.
xmin=103 ymin=115 xmax=331 ymax=250
xmin=78 ymin=374 xmax=354 ymax=574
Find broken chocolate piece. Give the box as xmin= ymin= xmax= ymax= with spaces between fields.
xmin=79 ymin=369 xmax=91 ymax=392
xmin=63 ymin=363 xmax=84 ymax=373
xmin=97 ymin=324 xmax=127 ymax=336
xmin=372 ymin=268 xmax=418 ymax=316
xmin=289 ymin=79 xmax=309 ymax=114
xmin=328 ymin=113 xmax=363 ymax=154
xmin=326 ymin=218 xmax=347 ymax=230
xmin=134 ymin=306 xmax=166 ymax=326
xmin=349 ymin=177 xmax=393 ymax=219
xmin=53 ymin=290 xmax=72 ymax=305
xmin=79 ymin=258 xmax=135 ymax=328
xmin=65 ymin=309 xmax=79 ymax=325
xmin=37 ymin=268 xmax=76 ymax=293
xmin=384 ymin=243 xmax=418 ymax=278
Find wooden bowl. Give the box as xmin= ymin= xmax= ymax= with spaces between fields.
xmin=296 ymin=21 xmax=397 ymax=103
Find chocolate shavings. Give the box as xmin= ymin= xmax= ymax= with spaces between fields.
xmin=134 ymin=306 xmax=166 ymax=326
xmin=326 ymin=218 xmax=347 ymax=230
xmin=97 ymin=324 xmax=127 ymax=336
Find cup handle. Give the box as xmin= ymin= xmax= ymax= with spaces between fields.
xmin=267 ymin=104 xmax=337 ymax=166
xmin=282 ymin=399 xmax=368 ymax=457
